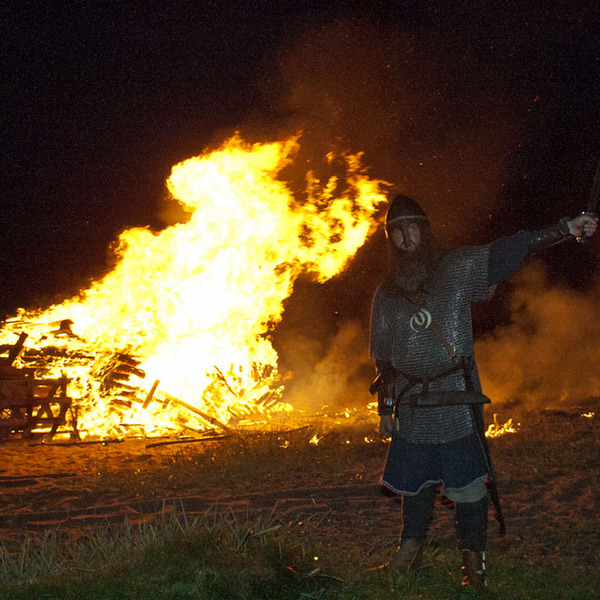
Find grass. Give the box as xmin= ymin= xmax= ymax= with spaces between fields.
xmin=0 ymin=408 xmax=598 ymax=598
xmin=0 ymin=505 xmax=332 ymax=600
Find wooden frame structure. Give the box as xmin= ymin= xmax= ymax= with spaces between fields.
xmin=0 ymin=333 xmax=72 ymax=441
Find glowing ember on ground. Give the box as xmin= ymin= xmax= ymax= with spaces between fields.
xmin=309 ymin=434 xmax=322 ymax=445
xmin=0 ymin=135 xmax=387 ymax=439
xmin=485 ymin=414 xmax=520 ymax=438
xmin=581 ymin=412 xmax=595 ymax=418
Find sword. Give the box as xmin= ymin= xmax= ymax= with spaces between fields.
xmin=577 ymin=156 xmax=600 ymax=244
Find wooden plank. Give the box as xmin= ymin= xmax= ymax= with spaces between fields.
xmin=142 ymin=379 xmax=160 ymax=409
xmin=0 ymin=366 xmax=35 ymax=378
xmin=0 ymin=374 xmax=72 ymax=441
xmin=6 ymin=332 xmax=28 ymax=365
xmin=160 ymin=392 xmax=242 ymax=438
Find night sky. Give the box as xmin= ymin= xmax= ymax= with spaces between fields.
xmin=2 ymin=0 xmax=600 ymax=331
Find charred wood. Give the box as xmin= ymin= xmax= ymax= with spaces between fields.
xmin=142 ymin=380 xmax=160 ymax=409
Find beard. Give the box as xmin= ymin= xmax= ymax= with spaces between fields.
xmin=389 ymin=237 xmax=444 ymax=294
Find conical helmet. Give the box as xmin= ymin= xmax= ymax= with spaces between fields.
xmin=385 ymin=194 xmax=428 ymax=236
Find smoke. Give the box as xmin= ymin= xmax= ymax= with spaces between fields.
xmin=277 ymin=320 xmax=373 ymax=412
xmin=476 ymin=261 xmax=600 ymax=409
xmin=280 ymin=258 xmax=600 ymax=414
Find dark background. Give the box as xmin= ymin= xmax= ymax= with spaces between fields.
xmin=2 ymin=0 xmax=599 ymax=336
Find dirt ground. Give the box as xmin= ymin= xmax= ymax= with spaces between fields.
xmin=0 ymin=407 xmax=598 ymax=572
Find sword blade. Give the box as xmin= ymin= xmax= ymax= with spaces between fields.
xmin=586 ymin=155 xmax=600 ymax=214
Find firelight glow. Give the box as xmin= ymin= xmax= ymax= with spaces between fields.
xmin=1 ymin=135 xmax=387 ymax=438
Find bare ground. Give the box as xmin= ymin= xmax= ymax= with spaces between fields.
xmin=0 ymin=406 xmax=598 ymax=573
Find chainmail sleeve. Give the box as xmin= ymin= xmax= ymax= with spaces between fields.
xmin=370 ymin=286 xmax=393 ymax=361
xmin=451 ymin=245 xmax=493 ymax=303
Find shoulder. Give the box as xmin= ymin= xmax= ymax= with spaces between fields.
xmin=445 ymin=244 xmax=490 ymax=261
xmin=374 ymin=273 xmax=398 ymax=298
xmin=371 ymin=276 xmax=401 ymax=315
xmin=438 ymin=244 xmax=490 ymax=270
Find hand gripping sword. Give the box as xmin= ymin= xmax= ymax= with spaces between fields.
xmin=577 ymin=156 xmax=600 ymax=244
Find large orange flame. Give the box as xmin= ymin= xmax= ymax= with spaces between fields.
xmin=1 ymin=135 xmax=387 ymax=438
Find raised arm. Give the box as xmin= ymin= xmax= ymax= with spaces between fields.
xmin=488 ymin=214 xmax=598 ymax=286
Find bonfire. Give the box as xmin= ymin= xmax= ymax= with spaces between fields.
xmin=0 ymin=135 xmax=387 ymax=441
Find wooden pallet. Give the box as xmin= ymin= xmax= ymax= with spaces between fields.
xmin=0 ymin=333 xmax=72 ymax=441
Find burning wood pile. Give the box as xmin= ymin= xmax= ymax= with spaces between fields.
xmin=0 ymin=322 xmax=287 ymax=442
xmin=0 ymin=135 xmax=388 ymax=442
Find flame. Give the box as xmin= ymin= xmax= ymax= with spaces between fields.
xmin=1 ymin=135 xmax=386 ymax=438
xmin=485 ymin=414 xmax=520 ymax=438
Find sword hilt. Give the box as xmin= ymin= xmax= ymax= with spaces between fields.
xmin=576 ymin=211 xmax=598 ymax=245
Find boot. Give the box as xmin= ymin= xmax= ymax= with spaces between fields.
xmin=386 ymin=538 xmax=425 ymax=573
xmin=461 ymin=550 xmax=487 ymax=590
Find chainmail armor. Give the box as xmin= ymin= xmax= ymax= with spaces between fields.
xmin=370 ymin=245 xmax=491 ymax=443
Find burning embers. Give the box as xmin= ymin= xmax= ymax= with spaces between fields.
xmin=485 ymin=414 xmax=520 ymax=438
xmin=0 ymin=135 xmax=387 ymax=441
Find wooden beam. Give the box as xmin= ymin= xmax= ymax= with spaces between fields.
xmin=7 ymin=333 xmax=28 ymax=365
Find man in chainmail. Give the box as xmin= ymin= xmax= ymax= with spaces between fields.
xmin=370 ymin=194 xmax=597 ymax=589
